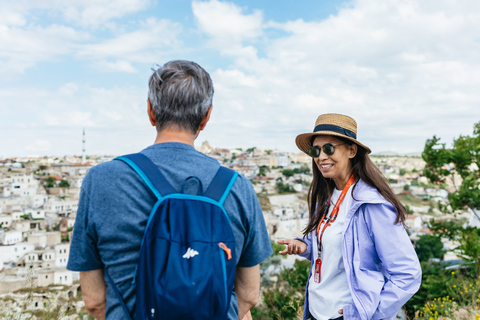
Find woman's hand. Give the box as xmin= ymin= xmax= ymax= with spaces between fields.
xmin=276 ymin=239 xmax=307 ymax=255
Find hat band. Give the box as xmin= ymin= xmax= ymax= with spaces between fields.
xmin=313 ymin=124 xmax=357 ymax=139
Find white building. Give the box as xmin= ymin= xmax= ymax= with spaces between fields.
xmin=2 ymin=230 xmax=23 ymax=245
xmin=13 ymin=220 xmax=31 ymax=232
xmin=0 ymin=242 xmax=35 ymax=263
xmin=11 ymin=211 xmax=23 ymax=221
xmin=55 ymin=243 xmax=70 ymax=267
xmin=44 ymin=200 xmax=78 ymax=214
xmin=9 ymin=173 xmax=39 ymax=197
xmin=38 ymin=268 xmax=73 ymax=287
xmin=41 ymin=248 xmax=56 ymax=268
xmin=405 ymin=214 xmax=423 ymax=231
xmin=276 ymin=155 xmax=289 ymax=167
xmin=30 ymin=194 xmax=48 ymax=208
xmin=24 ymin=209 xmax=46 ymax=219
xmin=0 ymin=214 xmax=13 ymax=228
xmin=27 ymin=233 xmax=48 ymax=247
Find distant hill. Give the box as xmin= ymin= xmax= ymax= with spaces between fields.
xmin=372 ymin=151 xmax=422 ymax=157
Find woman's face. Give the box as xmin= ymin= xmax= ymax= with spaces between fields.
xmin=312 ymin=135 xmax=358 ymax=189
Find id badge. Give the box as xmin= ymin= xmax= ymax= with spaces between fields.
xmin=314 ymin=258 xmax=322 ymax=283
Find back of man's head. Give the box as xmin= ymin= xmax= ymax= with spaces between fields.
xmin=148 ymin=60 xmax=214 ymax=134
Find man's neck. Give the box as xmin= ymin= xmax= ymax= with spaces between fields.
xmin=153 ymin=128 xmax=197 ymax=146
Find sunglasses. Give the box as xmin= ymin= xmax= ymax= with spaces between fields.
xmin=308 ymin=143 xmax=346 ymax=158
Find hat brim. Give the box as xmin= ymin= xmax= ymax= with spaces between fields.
xmin=295 ymin=131 xmax=372 ymax=155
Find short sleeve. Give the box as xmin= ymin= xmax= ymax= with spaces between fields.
xmin=67 ymin=172 xmax=104 ymax=271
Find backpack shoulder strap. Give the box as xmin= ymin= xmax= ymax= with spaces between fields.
xmin=105 ymin=268 xmax=133 ymax=320
xmin=115 ymin=153 xmax=177 ymax=199
xmin=203 ymin=166 xmax=239 ymax=205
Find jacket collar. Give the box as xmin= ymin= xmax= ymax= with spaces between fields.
xmin=344 ymin=179 xmax=389 ymax=225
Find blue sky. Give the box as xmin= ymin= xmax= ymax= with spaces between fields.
xmin=1 ymin=0 xmax=480 ymax=157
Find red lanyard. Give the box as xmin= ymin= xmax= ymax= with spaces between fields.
xmin=316 ymin=174 xmax=355 ymax=253
xmin=313 ymin=174 xmax=354 ymax=283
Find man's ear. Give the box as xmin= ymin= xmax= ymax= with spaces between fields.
xmin=349 ymin=143 xmax=358 ymax=159
xmin=198 ymin=105 xmax=213 ymax=132
xmin=147 ymin=99 xmax=156 ymax=127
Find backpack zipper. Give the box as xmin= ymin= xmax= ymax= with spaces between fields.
xmin=218 ymin=242 xmax=232 ymax=306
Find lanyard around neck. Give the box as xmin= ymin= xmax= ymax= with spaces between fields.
xmin=316 ymin=174 xmax=355 ymax=252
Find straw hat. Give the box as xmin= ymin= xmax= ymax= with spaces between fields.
xmin=295 ymin=113 xmax=371 ymax=155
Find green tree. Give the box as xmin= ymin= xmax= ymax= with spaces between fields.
xmin=422 ymin=123 xmax=480 ymax=274
xmin=275 ymin=181 xmax=296 ymax=194
xmin=399 ymin=168 xmax=407 ymax=176
xmin=59 ymin=180 xmax=70 ymax=188
xmin=42 ymin=177 xmax=56 ymax=188
xmin=258 ymin=165 xmax=270 ymax=177
xmin=422 ymin=122 xmax=480 ymax=219
xmin=294 ymin=165 xmax=310 ymax=174
xmin=414 ymin=235 xmax=445 ymax=263
xmin=253 ymin=259 xmax=309 ymax=320
xmin=281 ymin=169 xmax=295 ymax=178
xmin=407 ymin=126 xmax=480 ymax=316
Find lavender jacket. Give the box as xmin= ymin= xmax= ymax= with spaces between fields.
xmin=297 ymin=179 xmax=421 ymax=320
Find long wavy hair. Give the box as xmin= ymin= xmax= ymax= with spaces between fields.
xmin=303 ymin=136 xmax=406 ymax=237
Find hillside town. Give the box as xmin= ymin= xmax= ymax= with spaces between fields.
xmin=0 ymin=141 xmax=478 ymax=318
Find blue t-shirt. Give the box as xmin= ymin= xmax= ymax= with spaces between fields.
xmin=67 ymin=142 xmax=272 ymax=319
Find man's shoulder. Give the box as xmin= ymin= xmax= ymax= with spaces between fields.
xmin=86 ymin=158 xmax=130 ymax=179
xmin=231 ymin=173 xmax=254 ymax=193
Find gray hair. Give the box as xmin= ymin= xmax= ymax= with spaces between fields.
xmin=148 ymin=60 xmax=214 ymax=134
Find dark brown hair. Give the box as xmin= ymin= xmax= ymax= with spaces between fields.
xmin=303 ymin=136 xmax=406 ymax=237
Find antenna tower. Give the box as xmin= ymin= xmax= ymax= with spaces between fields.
xmin=82 ymin=129 xmax=86 ymax=164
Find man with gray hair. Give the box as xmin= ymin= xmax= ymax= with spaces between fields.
xmin=67 ymin=60 xmax=272 ymax=319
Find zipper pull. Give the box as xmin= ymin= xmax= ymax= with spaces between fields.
xmin=219 ymin=242 xmax=232 ymax=260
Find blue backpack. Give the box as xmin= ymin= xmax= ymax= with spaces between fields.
xmin=106 ymin=153 xmax=238 ymax=319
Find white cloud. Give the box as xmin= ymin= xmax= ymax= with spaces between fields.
xmin=192 ymin=0 xmax=263 ymax=48
xmin=0 ymin=83 xmax=153 ymax=156
xmin=0 ymin=83 xmax=146 ymax=129
xmin=77 ymin=18 xmax=182 ymax=63
xmin=0 ymin=2 xmax=181 ymax=77
xmin=2 ymin=0 xmax=480 ymax=156
xmin=61 ymin=0 xmax=150 ymax=28
xmin=94 ymin=60 xmax=137 ymax=73
xmin=3 ymin=0 xmax=151 ymax=29
xmin=197 ymin=0 xmax=480 ymax=154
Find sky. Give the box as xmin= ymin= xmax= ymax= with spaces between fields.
xmin=1 ymin=0 xmax=480 ymax=157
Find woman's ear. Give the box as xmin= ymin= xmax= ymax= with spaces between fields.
xmin=349 ymin=143 xmax=358 ymax=159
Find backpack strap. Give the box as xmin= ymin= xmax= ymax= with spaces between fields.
xmin=203 ymin=166 xmax=239 ymax=205
xmin=116 ymin=153 xmax=177 ymax=199
xmin=104 ymin=268 xmax=133 ymax=320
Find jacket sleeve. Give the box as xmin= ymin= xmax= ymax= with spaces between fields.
xmin=363 ymin=203 xmax=422 ymax=319
xmin=295 ymin=232 xmax=313 ymax=261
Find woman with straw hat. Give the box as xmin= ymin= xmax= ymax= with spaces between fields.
xmin=277 ymin=114 xmax=421 ymax=320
